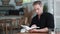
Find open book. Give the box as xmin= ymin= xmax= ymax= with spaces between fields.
xmin=21 ymin=25 xmax=40 ymax=30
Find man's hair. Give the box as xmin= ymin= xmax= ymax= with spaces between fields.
xmin=33 ymin=1 xmax=42 ymax=5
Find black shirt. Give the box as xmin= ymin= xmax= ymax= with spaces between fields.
xmin=30 ymin=12 xmax=54 ymax=30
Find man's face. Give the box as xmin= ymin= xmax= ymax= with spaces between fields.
xmin=33 ymin=4 xmax=43 ymax=15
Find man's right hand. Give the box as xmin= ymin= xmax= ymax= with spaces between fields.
xmin=31 ymin=24 xmax=37 ymax=28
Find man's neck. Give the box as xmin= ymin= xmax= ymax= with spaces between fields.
xmin=38 ymin=14 xmax=41 ymax=19
xmin=37 ymin=13 xmax=43 ymax=19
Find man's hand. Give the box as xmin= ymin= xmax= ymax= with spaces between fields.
xmin=29 ymin=24 xmax=38 ymax=33
xmin=31 ymin=24 xmax=37 ymax=28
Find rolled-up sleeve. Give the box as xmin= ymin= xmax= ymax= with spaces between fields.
xmin=46 ymin=13 xmax=54 ymax=31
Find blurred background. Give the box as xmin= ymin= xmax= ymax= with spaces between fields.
xmin=0 ymin=0 xmax=59 ymax=34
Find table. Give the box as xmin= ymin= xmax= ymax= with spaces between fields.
xmin=17 ymin=32 xmax=49 ymax=34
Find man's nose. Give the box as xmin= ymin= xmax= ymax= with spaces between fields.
xmin=36 ymin=10 xmax=39 ymax=13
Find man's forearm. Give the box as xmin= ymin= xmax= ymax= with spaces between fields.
xmin=37 ymin=27 xmax=49 ymax=32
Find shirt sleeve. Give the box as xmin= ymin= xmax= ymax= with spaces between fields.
xmin=46 ymin=13 xmax=54 ymax=31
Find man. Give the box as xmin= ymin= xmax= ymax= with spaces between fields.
xmin=29 ymin=1 xmax=54 ymax=32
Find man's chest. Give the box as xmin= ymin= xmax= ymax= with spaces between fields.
xmin=34 ymin=17 xmax=47 ymax=28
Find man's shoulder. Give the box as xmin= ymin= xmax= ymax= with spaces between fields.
xmin=43 ymin=12 xmax=54 ymax=19
xmin=43 ymin=12 xmax=53 ymax=16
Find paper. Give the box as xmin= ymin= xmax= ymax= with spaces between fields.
xmin=21 ymin=25 xmax=40 ymax=30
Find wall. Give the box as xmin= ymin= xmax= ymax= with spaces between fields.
xmin=54 ymin=0 xmax=60 ymax=29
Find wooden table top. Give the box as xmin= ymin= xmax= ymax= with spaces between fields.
xmin=17 ymin=32 xmax=48 ymax=34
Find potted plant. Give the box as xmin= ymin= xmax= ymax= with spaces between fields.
xmin=43 ymin=4 xmax=48 ymax=12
